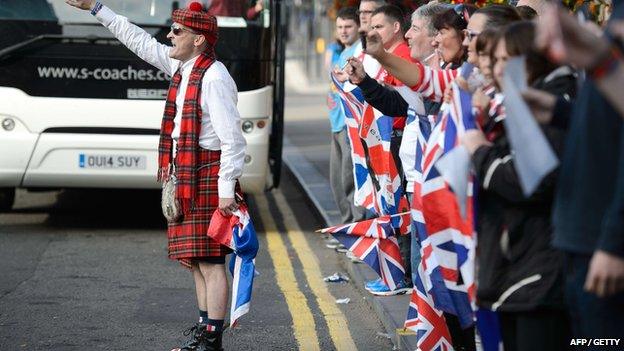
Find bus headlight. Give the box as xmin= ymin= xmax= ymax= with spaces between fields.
xmin=242 ymin=121 xmax=254 ymax=133
xmin=2 ymin=118 xmax=15 ymax=131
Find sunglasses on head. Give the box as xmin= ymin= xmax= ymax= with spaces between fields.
xmin=453 ymin=4 xmax=470 ymax=23
xmin=170 ymin=24 xmax=198 ymax=36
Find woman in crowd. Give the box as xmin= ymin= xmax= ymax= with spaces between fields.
xmin=461 ymin=21 xmax=576 ymax=351
xmin=472 ymin=28 xmax=505 ymax=141
xmin=431 ymin=4 xmax=475 ymax=68
xmin=365 ymin=4 xmax=520 ymax=103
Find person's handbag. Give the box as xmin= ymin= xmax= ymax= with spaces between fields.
xmin=161 ymin=173 xmax=182 ymax=223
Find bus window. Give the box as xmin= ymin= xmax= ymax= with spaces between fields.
xmin=0 ymin=0 xmax=57 ymax=21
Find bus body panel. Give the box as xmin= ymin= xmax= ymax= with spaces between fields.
xmin=0 ymin=86 xmax=272 ymax=194
xmin=22 ymin=133 xmax=160 ymax=189
xmin=0 ymin=115 xmax=38 ymax=186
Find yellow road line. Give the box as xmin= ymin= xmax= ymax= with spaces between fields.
xmin=255 ymin=195 xmax=321 ymax=351
xmin=273 ymin=191 xmax=359 ymax=351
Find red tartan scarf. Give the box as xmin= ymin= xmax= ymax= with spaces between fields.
xmin=157 ymin=51 xmax=215 ymax=213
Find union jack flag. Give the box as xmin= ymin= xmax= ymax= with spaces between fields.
xmin=338 ymin=235 xmax=404 ymax=290
xmin=331 ymin=73 xmax=409 ymax=218
xmin=405 ymin=262 xmax=453 ymax=351
xmin=417 ymin=68 xmax=477 ymax=329
xmin=207 ymin=205 xmax=259 ymax=327
xmin=320 ymin=213 xmax=406 ymax=290
xmin=407 ymin=107 xmax=457 ymax=350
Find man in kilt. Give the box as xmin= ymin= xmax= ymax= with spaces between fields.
xmin=66 ymin=1 xmax=247 ymax=350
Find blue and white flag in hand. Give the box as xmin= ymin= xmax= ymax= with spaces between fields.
xmin=208 ymin=205 xmax=259 ymax=327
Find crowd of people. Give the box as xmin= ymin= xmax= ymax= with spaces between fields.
xmin=324 ymin=0 xmax=624 ymax=349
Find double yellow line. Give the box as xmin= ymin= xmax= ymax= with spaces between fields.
xmin=256 ymin=192 xmax=357 ymax=350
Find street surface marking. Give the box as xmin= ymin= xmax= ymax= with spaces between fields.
xmin=255 ymin=195 xmax=321 ymax=351
xmin=273 ymin=191 xmax=359 ymax=351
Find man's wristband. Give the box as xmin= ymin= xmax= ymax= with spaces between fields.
xmin=90 ymin=1 xmax=103 ymax=16
xmin=588 ymin=45 xmax=623 ymax=81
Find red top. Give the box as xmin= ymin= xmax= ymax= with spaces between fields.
xmin=207 ymin=0 xmax=244 ymax=17
xmin=383 ymin=41 xmax=415 ymax=130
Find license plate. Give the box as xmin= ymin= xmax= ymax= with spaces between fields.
xmin=79 ymin=154 xmax=146 ymax=169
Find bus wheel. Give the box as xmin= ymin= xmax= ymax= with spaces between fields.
xmin=0 ymin=188 xmax=15 ymax=212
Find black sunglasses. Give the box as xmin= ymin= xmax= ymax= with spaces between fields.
xmin=170 ymin=24 xmax=198 ymax=36
xmin=356 ymin=10 xmax=374 ymax=16
xmin=453 ymin=4 xmax=470 ymax=23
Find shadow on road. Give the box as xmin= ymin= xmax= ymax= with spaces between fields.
xmin=9 ymin=189 xmax=167 ymax=230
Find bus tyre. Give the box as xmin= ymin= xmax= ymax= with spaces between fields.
xmin=0 ymin=188 xmax=15 ymax=212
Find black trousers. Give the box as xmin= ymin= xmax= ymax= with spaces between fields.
xmin=499 ymin=308 xmax=570 ymax=351
xmin=445 ymin=313 xmax=476 ymax=351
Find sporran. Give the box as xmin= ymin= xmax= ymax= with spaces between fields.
xmin=161 ymin=173 xmax=182 ymax=223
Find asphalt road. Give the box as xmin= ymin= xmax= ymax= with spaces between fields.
xmin=0 ymin=168 xmax=393 ymax=350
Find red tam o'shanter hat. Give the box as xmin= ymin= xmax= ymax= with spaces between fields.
xmin=172 ymin=2 xmax=218 ymax=45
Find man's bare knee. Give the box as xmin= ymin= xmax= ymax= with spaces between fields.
xmin=198 ymin=261 xmax=226 ymax=279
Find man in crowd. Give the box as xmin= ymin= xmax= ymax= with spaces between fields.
xmin=361 ymin=4 xmax=417 ymax=296
xmin=65 ymin=1 xmax=246 ymax=350
xmin=351 ymin=0 xmax=450 ymax=297
xmin=529 ymin=3 xmax=624 ymax=341
xmin=354 ymin=0 xmax=387 ymax=79
xmin=330 ymin=7 xmax=368 ymax=225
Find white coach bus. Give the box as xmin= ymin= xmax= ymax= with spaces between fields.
xmin=0 ymin=0 xmax=286 ymax=211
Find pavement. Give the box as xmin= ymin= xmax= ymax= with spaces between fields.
xmin=283 ymin=58 xmax=418 ymax=351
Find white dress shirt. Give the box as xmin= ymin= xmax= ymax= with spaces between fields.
xmin=95 ymin=6 xmax=246 ymax=198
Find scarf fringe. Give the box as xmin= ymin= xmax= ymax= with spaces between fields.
xmin=157 ymin=166 xmax=171 ymax=183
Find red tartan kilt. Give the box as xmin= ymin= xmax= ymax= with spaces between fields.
xmin=167 ymin=149 xmax=233 ymax=263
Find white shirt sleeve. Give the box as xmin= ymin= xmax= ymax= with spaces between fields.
xmin=95 ymin=6 xmax=174 ymax=75
xmin=202 ymin=77 xmax=247 ymax=198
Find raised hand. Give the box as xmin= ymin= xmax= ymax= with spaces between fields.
xmin=65 ymin=0 xmax=96 ymax=11
xmin=345 ymin=57 xmax=366 ymax=84
xmin=364 ymin=31 xmax=384 ymax=59
xmin=536 ymin=4 xmax=610 ymax=69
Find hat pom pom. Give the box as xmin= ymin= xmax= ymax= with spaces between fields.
xmin=189 ymin=2 xmax=203 ymax=12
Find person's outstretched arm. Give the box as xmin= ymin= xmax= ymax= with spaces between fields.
xmin=65 ymin=0 xmax=174 ymax=75
xmin=536 ymin=4 xmax=624 ymax=119
xmin=364 ymin=31 xmax=422 ymax=87
xmin=364 ymin=31 xmax=458 ymax=102
xmin=345 ymin=57 xmax=408 ymax=116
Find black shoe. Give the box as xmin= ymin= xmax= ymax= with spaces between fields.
xmin=172 ymin=323 xmax=206 ymax=351
xmin=196 ymin=329 xmax=223 ymax=351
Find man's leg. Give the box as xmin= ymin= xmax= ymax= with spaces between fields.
xmin=330 ymin=131 xmax=352 ymax=223
xmin=198 ymin=262 xmax=228 ymax=326
xmin=408 ymin=192 xmax=421 ymax=287
xmin=192 ymin=263 xmax=208 ymax=316
xmin=172 ymin=262 xmax=210 ymax=351
xmin=514 ymin=308 xmax=570 ymax=351
xmin=392 ymin=134 xmax=411 ymax=286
